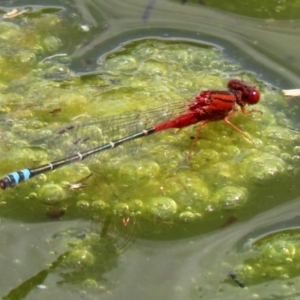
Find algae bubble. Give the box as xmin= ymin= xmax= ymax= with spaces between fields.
xmin=146 ymin=197 xmax=178 ymax=220
xmin=210 ymin=186 xmax=248 ymax=210
xmin=38 ymin=183 xmax=66 ymax=205
xmin=240 ymin=153 xmax=286 ymax=183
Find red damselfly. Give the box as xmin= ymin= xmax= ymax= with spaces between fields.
xmin=0 ymin=79 xmax=261 ymax=189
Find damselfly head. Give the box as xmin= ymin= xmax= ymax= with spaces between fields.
xmin=227 ymin=79 xmax=260 ymax=105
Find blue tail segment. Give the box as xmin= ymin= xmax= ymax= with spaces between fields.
xmin=1 ymin=169 xmax=32 ymax=188
xmin=0 ymin=127 xmax=155 ymax=189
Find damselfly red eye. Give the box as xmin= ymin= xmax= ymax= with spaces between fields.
xmin=247 ymin=88 xmax=260 ymax=105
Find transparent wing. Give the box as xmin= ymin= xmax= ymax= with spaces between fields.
xmin=27 ymin=98 xmax=192 ymax=162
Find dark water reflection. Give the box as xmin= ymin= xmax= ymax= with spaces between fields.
xmin=1 ymin=0 xmax=300 ymax=299
xmin=2 ymin=197 xmax=300 ymax=299
xmin=71 ymin=0 xmax=300 ymax=88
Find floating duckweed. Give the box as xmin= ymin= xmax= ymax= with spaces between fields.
xmin=146 ymin=197 xmax=177 ymax=220
xmin=262 ymin=241 xmax=296 ymax=265
xmin=211 ymin=186 xmax=248 ymax=210
xmin=240 ymin=153 xmax=286 ymax=183
xmin=77 ymin=200 xmax=90 ymax=210
xmin=64 ymin=249 xmax=95 ymax=268
xmin=38 ymin=183 xmax=66 ymax=205
xmin=92 ymin=200 xmax=109 ymax=211
xmin=104 ymin=55 xmax=137 ymax=72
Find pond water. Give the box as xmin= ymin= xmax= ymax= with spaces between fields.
xmin=1 ymin=1 xmax=300 ymax=299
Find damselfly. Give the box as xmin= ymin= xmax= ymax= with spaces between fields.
xmin=0 ymin=79 xmax=261 ymax=189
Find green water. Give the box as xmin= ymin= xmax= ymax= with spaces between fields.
xmin=1 ymin=1 xmax=300 ymax=299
